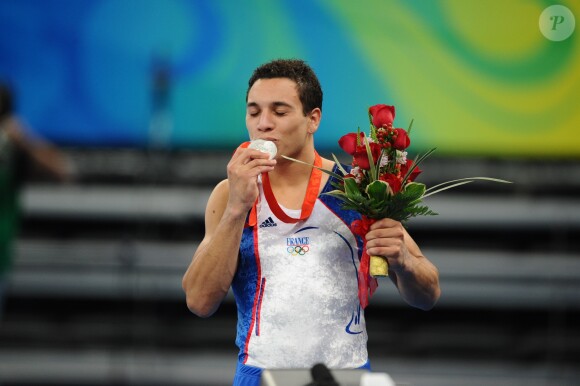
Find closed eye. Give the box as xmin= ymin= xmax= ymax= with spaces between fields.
xmin=246 ymin=102 xmax=260 ymax=117
xmin=247 ymin=107 xmax=260 ymax=117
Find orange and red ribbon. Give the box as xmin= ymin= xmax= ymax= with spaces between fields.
xmin=245 ymin=148 xmax=322 ymax=227
xmin=351 ymin=216 xmax=379 ymax=309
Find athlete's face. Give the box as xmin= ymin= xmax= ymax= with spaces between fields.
xmin=246 ymin=78 xmax=320 ymax=160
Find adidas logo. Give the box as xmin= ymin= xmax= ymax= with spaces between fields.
xmin=259 ymin=217 xmax=278 ymax=228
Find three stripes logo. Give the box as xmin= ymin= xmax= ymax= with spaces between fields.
xmin=259 ymin=217 xmax=278 ymax=228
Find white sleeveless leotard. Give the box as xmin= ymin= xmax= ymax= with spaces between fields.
xmin=232 ymin=165 xmax=367 ymax=369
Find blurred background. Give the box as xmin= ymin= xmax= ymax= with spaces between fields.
xmin=0 ymin=0 xmax=579 ymax=385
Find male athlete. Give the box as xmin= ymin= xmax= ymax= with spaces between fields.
xmin=182 ymin=59 xmax=440 ymax=386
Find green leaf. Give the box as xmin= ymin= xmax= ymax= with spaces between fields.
xmin=324 ymin=189 xmax=347 ymax=197
xmin=363 ymin=138 xmax=377 ymax=182
xmin=330 ymin=153 xmax=349 ymax=176
xmin=370 ymin=122 xmax=378 ymax=142
xmin=401 ymin=182 xmax=426 ymax=202
xmin=343 ymin=177 xmax=363 ymax=200
xmin=423 ymin=177 xmax=512 ymax=198
xmin=365 ymin=180 xmax=390 ymax=203
xmin=323 ymin=190 xmax=351 ymax=203
xmin=401 ymin=147 xmax=436 ymax=185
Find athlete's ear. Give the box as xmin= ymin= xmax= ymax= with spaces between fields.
xmin=307 ymin=108 xmax=321 ymax=134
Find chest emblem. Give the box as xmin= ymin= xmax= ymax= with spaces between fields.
xmin=286 ymin=236 xmax=310 ymax=255
xmin=285 ymin=226 xmax=318 ymax=256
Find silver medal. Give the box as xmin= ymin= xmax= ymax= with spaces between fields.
xmin=248 ymin=139 xmax=277 ymax=160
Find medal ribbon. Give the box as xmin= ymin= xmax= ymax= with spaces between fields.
xmin=350 ymin=215 xmax=379 ymax=309
xmin=246 ymin=149 xmax=322 ymax=226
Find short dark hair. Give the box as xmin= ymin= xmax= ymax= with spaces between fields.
xmin=246 ymin=59 xmax=323 ymax=115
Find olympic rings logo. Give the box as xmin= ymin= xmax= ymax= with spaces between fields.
xmin=287 ymin=245 xmax=310 ymax=255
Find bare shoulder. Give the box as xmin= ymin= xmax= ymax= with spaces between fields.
xmin=321 ymin=157 xmax=335 ymax=171
xmin=212 ymin=178 xmax=230 ymax=196
xmin=319 ymin=157 xmax=336 ymax=189
xmin=206 ymin=179 xmax=229 ymax=217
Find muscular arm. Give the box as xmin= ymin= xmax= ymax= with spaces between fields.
xmin=366 ymin=218 xmax=441 ymax=310
xmin=181 ymin=180 xmax=246 ymax=317
xmin=181 ymin=146 xmax=276 ymax=317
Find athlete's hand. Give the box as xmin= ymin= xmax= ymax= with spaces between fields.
xmin=226 ymin=146 xmax=276 ymax=213
xmin=365 ymin=218 xmax=411 ymax=273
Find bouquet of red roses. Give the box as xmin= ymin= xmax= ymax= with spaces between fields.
xmin=284 ymin=103 xmax=509 ymax=307
xmin=330 ymin=104 xmax=436 ymax=278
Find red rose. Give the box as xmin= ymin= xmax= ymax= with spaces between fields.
xmin=400 ymin=159 xmax=422 ymax=182
xmin=338 ymin=132 xmax=364 ymax=155
xmin=392 ymin=128 xmax=410 ymax=150
xmin=353 ymin=142 xmax=382 ymax=170
xmin=379 ymin=173 xmax=402 ymax=194
xmin=369 ymin=104 xmax=395 ymax=128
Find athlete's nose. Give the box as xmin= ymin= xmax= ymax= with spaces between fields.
xmin=257 ymin=111 xmax=274 ymax=132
